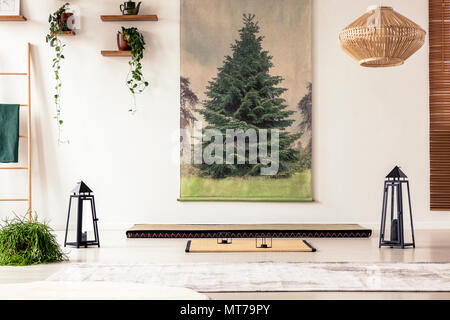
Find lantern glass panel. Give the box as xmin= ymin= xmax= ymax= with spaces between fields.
xmin=65 ymin=198 xmax=78 ymax=244
xmin=383 ymin=183 xmax=413 ymax=243
xmin=65 ymin=197 xmax=97 ymax=245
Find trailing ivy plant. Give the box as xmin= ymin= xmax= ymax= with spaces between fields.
xmin=46 ymin=3 xmax=71 ymax=143
xmin=120 ymin=27 xmax=149 ymax=113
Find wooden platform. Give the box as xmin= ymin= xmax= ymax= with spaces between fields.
xmin=185 ymin=239 xmax=316 ymax=253
xmin=126 ymin=224 xmax=372 ymax=239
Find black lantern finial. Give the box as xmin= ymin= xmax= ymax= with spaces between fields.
xmin=385 ymin=166 xmax=408 ymax=179
xmin=64 ymin=181 xmax=100 ymax=248
xmin=379 ymin=166 xmax=415 ymax=249
xmin=71 ymin=181 xmax=93 ymax=195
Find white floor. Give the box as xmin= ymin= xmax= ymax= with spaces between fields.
xmin=1 ymin=229 xmax=450 ymax=300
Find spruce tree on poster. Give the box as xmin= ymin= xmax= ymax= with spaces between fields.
xmin=198 ymin=14 xmax=300 ymax=178
xmin=180 ymin=77 xmax=198 ymax=129
xmin=298 ymin=82 xmax=312 ymax=170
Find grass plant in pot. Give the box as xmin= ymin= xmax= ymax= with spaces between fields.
xmin=117 ymin=27 xmax=149 ymax=113
xmin=0 ymin=214 xmax=67 ymax=266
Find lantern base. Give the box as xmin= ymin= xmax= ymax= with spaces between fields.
xmin=65 ymin=240 xmax=100 ymax=248
xmin=379 ymin=241 xmax=415 ymax=249
xmin=360 ymin=57 xmax=404 ymax=68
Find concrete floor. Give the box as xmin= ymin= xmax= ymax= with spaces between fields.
xmin=1 ymin=229 xmax=450 ymax=299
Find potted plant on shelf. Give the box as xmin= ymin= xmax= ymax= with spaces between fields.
xmin=47 ymin=2 xmax=74 ymax=35
xmin=117 ymin=27 xmax=149 ymax=113
xmin=45 ymin=2 xmax=73 ymax=144
xmin=117 ymin=31 xmax=131 ymax=51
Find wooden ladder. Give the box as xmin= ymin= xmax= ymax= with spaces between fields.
xmin=0 ymin=43 xmax=32 ymax=222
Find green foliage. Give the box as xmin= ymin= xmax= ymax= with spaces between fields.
xmin=298 ymin=82 xmax=312 ymax=170
xmin=181 ymin=169 xmax=312 ymax=201
xmin=180 ymin=77 xmax=198 ymax=127
xmin=197 ymin=14 xmax=300 ymax=178
xmin=46 ymin=2 xmax=70 ymax=144
xmin=298 ymin=82 xmax=312 ymax=136
xmin=299 ymin=140 xmax=311 ymax=170
xmin=47 ymin=3 xmax=71 ymax=34
xmin=121 ymin=27 xmax=149 ymax=113
xmin=0 ymin=214 xmax=67 ymax=266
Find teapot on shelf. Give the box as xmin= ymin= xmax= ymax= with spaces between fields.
xmin=120 ymin=1 xmax=142 ymax=15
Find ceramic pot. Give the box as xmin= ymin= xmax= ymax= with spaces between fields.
xmin=117 ymin=32 xmax=131 ymax=51
xmin=120 ymin=1 xmax=142 ymax=15
xmin=59 ymin=12 xmax=74 ymax=31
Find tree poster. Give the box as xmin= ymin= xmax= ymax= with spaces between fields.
xmin=180 ymin=0 xmax=312 ymax=201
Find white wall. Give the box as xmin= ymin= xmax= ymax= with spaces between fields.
xmin=1 ymin=0 xmax=448 ymax=230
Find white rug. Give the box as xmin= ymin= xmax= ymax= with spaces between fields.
xmin=0 ymin=281 xmax=208 ymax=300
xmin=47 ymin=262 xmax=450 ymax=292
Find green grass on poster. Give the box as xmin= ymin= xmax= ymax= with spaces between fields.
xmin=180 ymin=170 xmax=312 ymax=202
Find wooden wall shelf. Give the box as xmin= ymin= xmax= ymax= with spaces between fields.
xmin=100 ymin=14 xmax=158 ymax=22
xmin=101 ymin=50 xmax=131 ymax=57
xmin=51 ymin=31 xmax=76 ymax=36
xmin=0 ymin=15 xmax=27 ymax=21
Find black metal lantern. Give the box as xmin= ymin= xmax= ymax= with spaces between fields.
xmin=379 ymin=166 xmax=415 ymax=249
xmin=64 ymin=181 xmax=100 ymax=248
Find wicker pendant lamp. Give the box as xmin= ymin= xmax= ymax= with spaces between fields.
xmin=339 ymin=6 xmax=426 ymax=67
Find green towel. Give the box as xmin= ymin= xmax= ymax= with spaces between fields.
xmin=0 ymin=104 xmax=20 ymax=163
